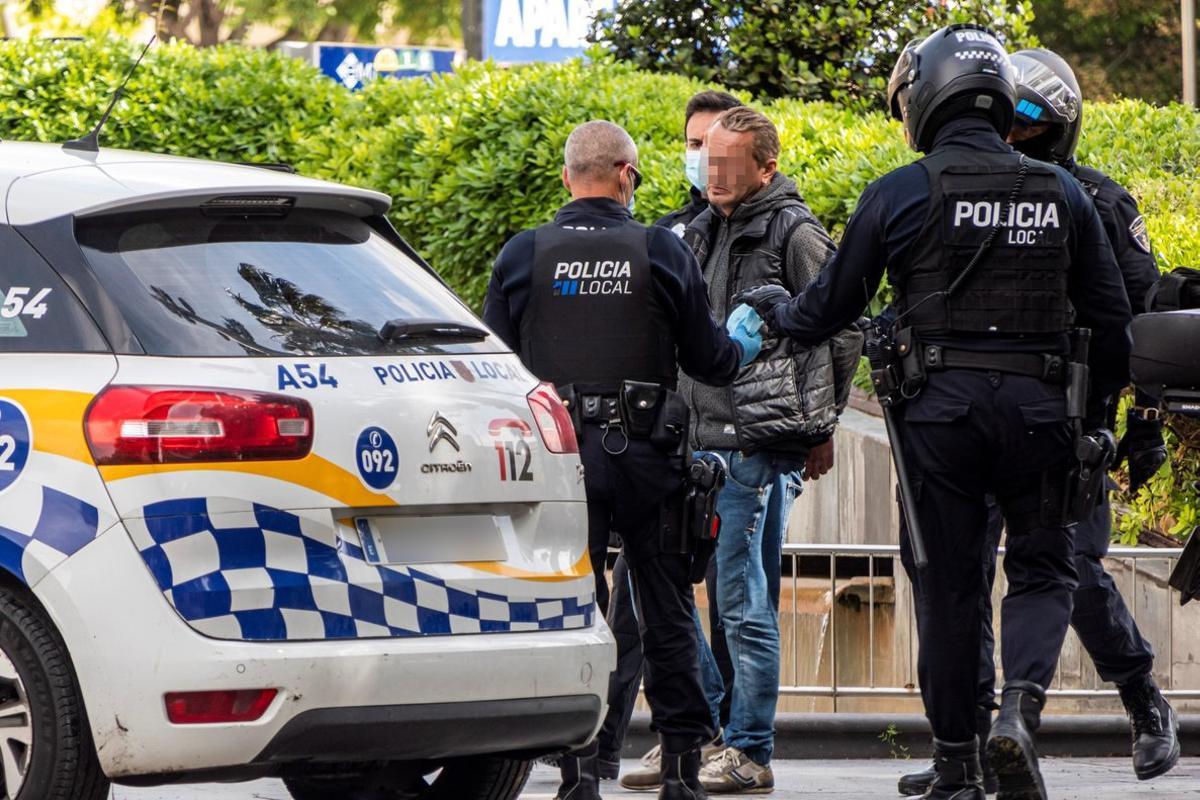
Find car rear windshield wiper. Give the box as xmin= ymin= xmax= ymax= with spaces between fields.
xmin=378 ymin=318 xmax=489 ymax=343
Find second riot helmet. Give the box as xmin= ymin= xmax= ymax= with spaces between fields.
xmin=887 ymin=24 xmax=1017 ymax=153
xmin=1009 ymin=48 xmax=1082 ymax=164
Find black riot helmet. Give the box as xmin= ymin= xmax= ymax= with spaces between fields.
xmin=887 ymin=24 xmax=1017 ymax=153
xmin=1009 ymin=48 xmax=1082 ymax=165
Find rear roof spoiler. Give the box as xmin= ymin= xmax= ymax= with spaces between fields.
xmin=73 ymin=187 xmax=391 ymax=221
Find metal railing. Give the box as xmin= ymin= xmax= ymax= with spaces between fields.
xmin=778 ymin=543 xmax=1197 ymax=710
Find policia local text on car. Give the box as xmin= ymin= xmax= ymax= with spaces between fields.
xmin=483 ymin=120 xmax=762 ymax=800
xmin=733 ymin=24 xmax=1133 ymax=800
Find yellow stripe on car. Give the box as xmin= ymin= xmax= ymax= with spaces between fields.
xmin=3 ymin=389 xmax=96 ymax=465
xmin=100 ymin=453 xmax=398 ymax=509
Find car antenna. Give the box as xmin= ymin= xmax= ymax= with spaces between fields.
xmin=63 ymin=35 xmax=156 ymax=153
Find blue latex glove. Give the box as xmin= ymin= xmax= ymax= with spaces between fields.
xmin=727 ymin=303 xmax=764 ymax=367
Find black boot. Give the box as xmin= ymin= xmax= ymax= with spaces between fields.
xmin=977 ymin=705 xmax=999 ymax=795
xmin=898 ymin=761 xmax=937 ymax=797
xmin=921 ymin=738 xmax=985 ymax=799
xmin=986 ymin=681 xmax=1048 ymax=800
xmin=897 ymin=708 xmax=999 ymax=797
xmin=555 ymin=742 xmax=602 ymax=800
xmin=658 ymin=742 xmax=707 ymax=800
xmin=1118 ymin=673 xmax=1181 ymax=780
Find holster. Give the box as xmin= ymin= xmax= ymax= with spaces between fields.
xmin=896 ymin=327 xmax=926 ymax=395
xmin=659 ymin=453 xmax=727 ymax=584
xmin=557 ymin=384 xmax=583 ymax=436
xmin=1069 ymin=428 xmax=1117 ymax=521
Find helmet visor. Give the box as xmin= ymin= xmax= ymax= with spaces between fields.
xmin=1013 ymin=59 xmax=1079 ymax=126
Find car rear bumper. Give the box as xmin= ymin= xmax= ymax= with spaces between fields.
xmin=35 ymin=525 xmax=614 ymax=780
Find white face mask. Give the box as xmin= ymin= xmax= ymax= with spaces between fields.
xmin=685 ymin=149 xmax=704 ymax=192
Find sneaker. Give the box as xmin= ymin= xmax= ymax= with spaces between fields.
xmin=702 ymin=737 xmax=726 ymax=762
xmin=699 ymin=746 xmax=774 ymax=794
xmin=618 ymin=744 xmax=662 ymax=791
xmin=618 ymin=737 xmax=726 ymax=791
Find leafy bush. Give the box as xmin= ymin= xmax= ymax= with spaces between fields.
xmin=0 ymin=37 xmax=350 ymax=164
xmin=2 ymin=38 xmax=1198 ymax=541
xmin=589 ymin=0 xmax=1037 ymax=110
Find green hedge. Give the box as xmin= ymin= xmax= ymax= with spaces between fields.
xmin=2 ymin=37 xmax=1199 ymax=540
xmin=0 ymin=38 xmax=349 ymax=163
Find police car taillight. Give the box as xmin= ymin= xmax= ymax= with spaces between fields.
xmin=85 ymin=386 xmax=313 ymax=465
xmin=527 ymin=383 xmax=579 ymax=455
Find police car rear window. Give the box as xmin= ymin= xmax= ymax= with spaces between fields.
xmin=76 ymin=209 xmax=493 ymax=357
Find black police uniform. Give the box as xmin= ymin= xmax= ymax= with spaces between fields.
xmin=975 ymin=163 xmax=1160 ymax=692
xmin=597 ymin=191 xmax=737 ymax=771
xmin=1065 ymin=165 xmax=1160 ymax=681
xmin=484 ymin=196 xmax=740 ymax=752
xmin=765 ymin=116 xmax=1133 ymax=744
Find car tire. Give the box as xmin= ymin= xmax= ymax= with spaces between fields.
xmin=283 ymin=755 xmax=533 ymax=800
xmin=0 ymin=587 xmax=108 ymax=800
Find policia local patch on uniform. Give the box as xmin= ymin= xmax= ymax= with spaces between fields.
xmin=945 ymin=196 xmax=1068 ymax=247
xmin=1129 ymin=215 xmax=1152 ymax=254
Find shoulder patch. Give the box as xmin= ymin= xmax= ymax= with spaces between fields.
xmin=1129 ymin=215 xmax=1152 ymax=254
xmin=670 ymin=222 xmax=686 ymax=239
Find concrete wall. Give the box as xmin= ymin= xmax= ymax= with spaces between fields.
xmin=789 ymin=406 xmax=899 ymax=547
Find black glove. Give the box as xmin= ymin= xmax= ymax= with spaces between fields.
xmin=732 ymin=285 xmax=791 ymax=327
xmin=1114 ymin=408 xmax=1168 ymax=494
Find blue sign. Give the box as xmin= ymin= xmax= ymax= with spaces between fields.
xmin=316 ymin=45 xmax=456 ymax=91
xmin=0 ymin=398 xmax=31 ymax=495
xmin=355 ymin=427 xmax=399 ymax=491
xmin=483 ymin=0 xmax=615 ymax=64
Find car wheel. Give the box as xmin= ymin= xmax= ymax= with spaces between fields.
xmin=283 ymin=755 xmax=533 ymax=800
xmin=0 ymin=588 xmax=108 ymax=800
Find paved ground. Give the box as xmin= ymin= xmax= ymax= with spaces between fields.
xmin=112 ymin=757 xmax=1200 ymax=799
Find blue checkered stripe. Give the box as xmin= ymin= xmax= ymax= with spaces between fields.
xmin=128 ymin=498 xmax=595 ymax=642
xmin=0 ymin=484 xmax=99 ymax=587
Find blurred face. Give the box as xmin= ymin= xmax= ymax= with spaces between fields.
xmin=704 ymin=124 xmax=775 ymax=216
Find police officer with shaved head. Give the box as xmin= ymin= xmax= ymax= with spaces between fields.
xmin=485 ymin=119 xmax=761 ymax=800
xmin=731 ymin=25 xmax=1132 ymax=800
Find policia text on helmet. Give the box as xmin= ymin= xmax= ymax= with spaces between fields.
xmin=888 ymin=24 xmax=1017 ymax=153
xmin=734 ymin=22 xmax=1136 ymax=800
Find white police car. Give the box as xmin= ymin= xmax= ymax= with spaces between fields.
xmin=0 ymin=141 xmax=612 ymax=799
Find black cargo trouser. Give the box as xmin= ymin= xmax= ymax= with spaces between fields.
xmin=897 ymin=370 xmax=1078 ymax=743
xmin=597 ymin=554 xmax=645 ymax=760
xmin=598 ymin=548 xmax=734 ymax=759
xmin=581 ymin=424 xmax=715 ymax=748
xmin=975 ymin=488 xmax=1155 ymax=699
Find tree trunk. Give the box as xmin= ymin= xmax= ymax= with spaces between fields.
xmin=197 ymin=0 xmax=225 ymax=47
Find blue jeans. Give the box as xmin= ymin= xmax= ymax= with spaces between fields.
xmin=700 ymin=450 xmax=804 ymax=766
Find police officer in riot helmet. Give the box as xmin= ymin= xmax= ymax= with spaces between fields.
xmin=484 ymin=120 xmax=761 ymax=800
xmin=733 ymin=25 xmax=1133 ymax=800
xmin=1007 ymin=47 xmax=1178 ymax=780
xmin=897 ymin=46 xmax=1179 ymax=799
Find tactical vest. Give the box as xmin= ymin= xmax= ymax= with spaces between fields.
xmin=1071 ymin=164 xmax=1107 ymax=198
xmin=518 ymin=220 xmax=675 ymax=393
xmin=682 ymin=203 xmax=837 ymax=450
xmin=896 ymin=149 xmax=1074 ymax=338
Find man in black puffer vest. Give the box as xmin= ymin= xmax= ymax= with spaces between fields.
xmin=676 ymin=106 xmax=862 ymax=795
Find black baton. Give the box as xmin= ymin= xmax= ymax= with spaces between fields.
xmin=861 ymin=318 xmax=929 ymax=570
